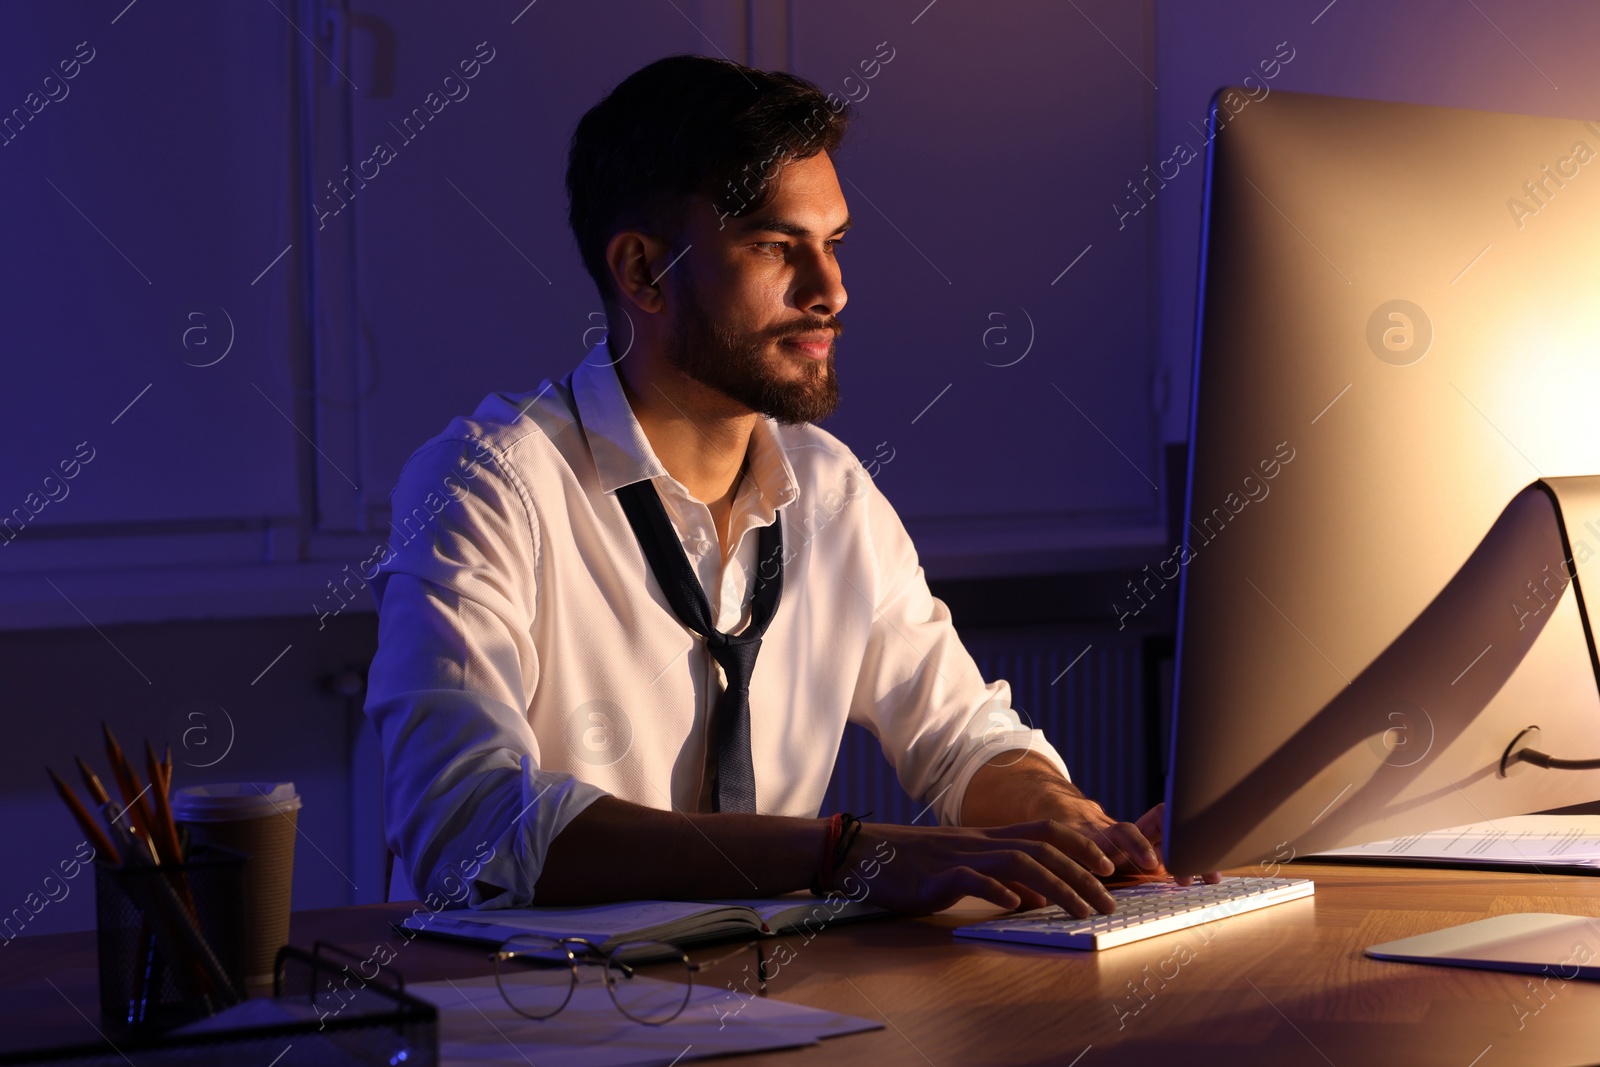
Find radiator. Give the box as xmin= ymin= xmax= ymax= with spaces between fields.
xmin=821 ymin=628 xmax=1158 ymax=824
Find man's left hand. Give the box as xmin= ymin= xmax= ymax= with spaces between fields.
xmin=1051 ymin=796 xmax=1221 ymax=886
xmin=963 ymin=751 xmax=1221 ymax=886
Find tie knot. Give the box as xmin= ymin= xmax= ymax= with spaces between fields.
xmin=709 ymin=636 xmax=762 ymax=684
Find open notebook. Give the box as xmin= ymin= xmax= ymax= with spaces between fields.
xmin=399 ymin=895 xmax=884 ymax=952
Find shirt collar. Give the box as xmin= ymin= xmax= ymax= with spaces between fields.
xmin=571 ymin=343 xmax=800 ymax=513
xmin=572 ymin=347 xmax=666 ymax=494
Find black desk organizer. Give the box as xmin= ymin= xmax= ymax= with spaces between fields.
xmin=0 ymin=942 xmax=438 ymax=1066
xmin=93 ymin=844 xmax=249 ymax=1036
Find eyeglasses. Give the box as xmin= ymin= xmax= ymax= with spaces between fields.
xmin=490 ymin=935 xmax=765 ymax=1026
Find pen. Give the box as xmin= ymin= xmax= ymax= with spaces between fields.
xmin=101 ymin=799 xmax=159 ymax=866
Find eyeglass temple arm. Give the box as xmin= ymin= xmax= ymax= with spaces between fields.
xmin=686 ymin=940 xmax=769 ymax=988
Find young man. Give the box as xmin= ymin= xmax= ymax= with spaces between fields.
xmin=366 ymin=54 xmax=1210 ymax=918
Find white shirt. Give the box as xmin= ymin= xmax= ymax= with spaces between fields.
xmin=364 ymin=346 xmax=1070 ymax=909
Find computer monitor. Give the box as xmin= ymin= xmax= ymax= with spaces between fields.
xmin=1164 ymin=88 xmax=1600 ymax=875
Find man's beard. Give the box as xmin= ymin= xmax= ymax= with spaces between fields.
xmin=663 ymin=271 xmax=840 ymax=425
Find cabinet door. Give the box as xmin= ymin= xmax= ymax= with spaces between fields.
xmin=0 ymin=4 xmax=304 ymax=578
xmin=327 ymin=1 xmax=735 ymax=533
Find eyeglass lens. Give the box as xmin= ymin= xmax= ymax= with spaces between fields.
xmin=605 ymin=941 xmax=692 ymax=1024
xmin=495 ymin=936 xmax=578 ymax=1020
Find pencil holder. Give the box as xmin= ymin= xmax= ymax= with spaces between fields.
xmin=94 ymin=845 xmax=249 ymax=1037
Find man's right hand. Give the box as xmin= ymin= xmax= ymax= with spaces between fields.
xmin=834 ymin=821 xmax=1121 ymax=918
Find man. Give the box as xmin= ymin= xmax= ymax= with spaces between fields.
xmin=366 ymin=54 xmax=1210 ymax=919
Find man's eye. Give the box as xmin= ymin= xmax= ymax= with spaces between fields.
xmin=755 ymin=242 xmax=786 ymax=253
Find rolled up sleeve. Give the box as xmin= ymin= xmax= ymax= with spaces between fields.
xmin=364 ymin=436 xmax=608 ymax=910
xmin=847 ymin=475 xmax=1070 ymax=827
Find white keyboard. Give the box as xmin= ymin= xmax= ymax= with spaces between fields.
xmin=953 ymin=875 xmax=1314 ymax=950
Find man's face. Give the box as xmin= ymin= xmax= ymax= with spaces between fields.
xmin=661 ymin=151 xmax=850 ymax=425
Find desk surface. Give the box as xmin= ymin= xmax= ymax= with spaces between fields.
xmin=7 ymin=863 xmax=1600 ymax=1066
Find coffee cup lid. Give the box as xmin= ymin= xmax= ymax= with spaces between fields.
xmin=171 ymin=782 xmax=302 ymax=821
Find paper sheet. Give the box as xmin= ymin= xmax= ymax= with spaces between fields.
xmin=406 ymin=971 xmax=880 ymax=1067
xmin=1309 ymin=815 xmax=1600 ymax=868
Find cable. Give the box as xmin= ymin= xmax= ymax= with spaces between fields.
xmin=1509 ymin=748 xmax=1600 ymax=771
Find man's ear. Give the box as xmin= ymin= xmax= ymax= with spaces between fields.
xmin=604 ymin=230 xmax=672 ymax=315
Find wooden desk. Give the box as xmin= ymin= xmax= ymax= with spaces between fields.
xmin=6 ymin=864 xmax=1600 ymax=1065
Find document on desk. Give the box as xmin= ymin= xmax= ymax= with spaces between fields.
xmin=1308 ymin=815 xmax=1600 ymax=870
xmin=406 ymin=972 xmax=880 ymax=1067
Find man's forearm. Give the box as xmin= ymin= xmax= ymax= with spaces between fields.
xmin=959 ymin=750 xmax=1085 ymax=826
xmin=531 ymin=796 xmax=829 ymax=904
xmin=526 ymin=777 xmax=1146 ymax=916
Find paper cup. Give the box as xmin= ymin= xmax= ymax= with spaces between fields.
xmin=172 ymin=782 xmax=301 ymax=986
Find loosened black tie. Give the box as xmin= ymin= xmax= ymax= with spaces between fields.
xmin=615 ymin=479 xmax=783 ymax=814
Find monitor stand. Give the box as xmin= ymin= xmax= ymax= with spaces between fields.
xmin=1369 ymin=475 xmax=1600 ymax=978
xmin=1499 ymin=475 xmax=1600 ymax=776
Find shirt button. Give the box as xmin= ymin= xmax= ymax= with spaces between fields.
xmin=695 ymin=538 xmax=714 ymax=554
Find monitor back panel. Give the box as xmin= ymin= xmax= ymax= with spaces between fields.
xmin=1166 ymin=89 xmax=1600 ymax=874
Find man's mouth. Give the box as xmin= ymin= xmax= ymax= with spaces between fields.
xmin=778 ymin=333 xmax=834 ymax=360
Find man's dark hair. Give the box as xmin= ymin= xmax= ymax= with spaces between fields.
xmin=566 ymin=54 xmax=852 ymax=307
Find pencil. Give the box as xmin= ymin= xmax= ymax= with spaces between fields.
xmin=102 ymin=722 xmax=158 ymax=848
xmin=75 ymin=755 xmax=111 ymax=807
xmin=46 ymin=767 xmax=120 ymax=865
xmin=144 ymin=741 xmax=184 ymax=866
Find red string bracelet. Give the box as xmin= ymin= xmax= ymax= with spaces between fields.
xmin=811 ymin=814 xmax=844 ymax=897
xmin=810 ymin=812 xmax=865 ymax=897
